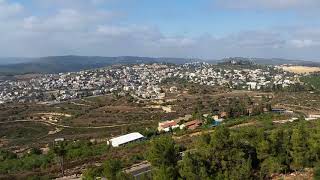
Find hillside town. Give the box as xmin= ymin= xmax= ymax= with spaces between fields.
xmin=0 ymin=62 xmax=299 ymax=104
xmin=2 ymin=0 xmax=320 ymax=178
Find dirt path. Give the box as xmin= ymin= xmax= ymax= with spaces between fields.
xmin=173 ymin=129 xmax=214 ymax=140
xmin=70 ymin=102 xmax=92 ymax=107
xmin=174 ymin=121 xmax=258 ymax=140
xmin=0 ymin=119 xmax=157 ymax=129
xmin=280 ymin=103 xmax=320 ymax=111
xmin=229 ymin=121 xmax=257 ymax=129
xmin=183 ymin=90 xmax=273 ymax=99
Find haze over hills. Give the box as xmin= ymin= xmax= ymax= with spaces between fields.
xmin=0 ymin=57 xmax=35 ymax=65
xmin=0 ymin=56 xmax=319 ymax=75
xmin=0 ymin=56 xmax=197 ymax=75
xmin=217 ymin=57 xmax=320 ymax=66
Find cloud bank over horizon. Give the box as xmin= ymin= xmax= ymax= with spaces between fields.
xmin=0 ymin=0 xmax=319 ymax=61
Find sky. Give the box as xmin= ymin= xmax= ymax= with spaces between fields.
xmin=0 ymin=0 xmax=320 ymax=60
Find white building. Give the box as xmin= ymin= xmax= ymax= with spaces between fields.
xmin=247 ymin=82 xmax=257 ymax=90
xmin=108 ymin=132 xmax=145 ymax=147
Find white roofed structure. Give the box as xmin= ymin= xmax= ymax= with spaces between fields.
xmin=109 ymin=132 xmax=145 ymax=147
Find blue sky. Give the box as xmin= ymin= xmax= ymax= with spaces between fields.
xmin=1 ymin=0 xmax=320 ymax=60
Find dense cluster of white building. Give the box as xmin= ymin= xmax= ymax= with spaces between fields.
xmin=0 ymin=62 xmax=299 ymax=104
xmin=183 ymin=63 xmax=298 ymax=90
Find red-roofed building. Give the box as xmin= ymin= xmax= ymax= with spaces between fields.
xmin=184 ymin=120 xmax=202 ymax=130
xmin=158 ymin=120 xmax=179 ymax=132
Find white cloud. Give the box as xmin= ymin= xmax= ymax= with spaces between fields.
xmin=288 ymin=39 xmax=319 ymax=48
xmin=33 ymin=0 xmax=106 ymax=9
xmin=97 ymin=25 xmax=162 ymax=41
xmin=23 ymin=8 xmax=116 ymax=32
xmin=24 ymin=9 xmax=85 ymax=31
xmin=156 ymin=37 xmax=196 ymax=47
xmin=97 ymin=25 xmax=149 ymax=36
xmin=0 ymin=0 xmax=320 ymax=60
xmin=222 ymin=30 xmax=285 ymax=48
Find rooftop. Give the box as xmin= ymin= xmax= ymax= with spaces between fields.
xmin=159 ymin=121 xmax=178 ymax=129
xmin=110 ymin=132 xmax=144 ymax=147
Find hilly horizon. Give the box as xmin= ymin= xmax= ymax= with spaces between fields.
xmin=0 ymin=56 xmax=197 ymax=75
xmin=0 ymin=55 xmax=319 ymax=75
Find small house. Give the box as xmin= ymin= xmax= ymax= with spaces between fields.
xmin=184 ymin=120 xmax=202 ymax=130
xmin=158 ymin=120 xmax=179 ymax=132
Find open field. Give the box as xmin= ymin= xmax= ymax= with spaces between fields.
xmin=281 ymin=65 xmax=320 ymax=74
xmin=2 ymin=85 xmax=308 ymax=153
xmin=3 ymin=81 xmax=317 ymax=178
xmin=300 ymin=75 xmax=320 ymax=90
xmin=1 ymin=88 xmax=316 ymax=157
xmin=0 ymin=83 xmax=274 ymax=150
xmin=0 ymin=122 xmax=54 ymax=150
xmin=272 ymin=91 xmax=320 ymax=115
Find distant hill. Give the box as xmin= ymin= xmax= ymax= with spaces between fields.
xmin=218 ymin=57 xmax=255 ymax=66
xmin=0 ymin=57 xmax=34 ymax=65
xmin=0 ymin=56 xmax=319 ymax=75
xmin=252 ymin=58 xmax=320 ymax=66
xmin=216 ymin=57 xmax=320 ymax=66
xmin=0 ymin=56 xmax=196 ymax=75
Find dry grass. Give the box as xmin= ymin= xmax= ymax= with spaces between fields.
xmin=281 ymin=66 xmax=320 ymax=74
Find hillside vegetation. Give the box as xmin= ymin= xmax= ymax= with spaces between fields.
xmin=83 ymin=120 xmax=320 ymax=180
xmin=301 ymin=74 xmax=320 ymax=90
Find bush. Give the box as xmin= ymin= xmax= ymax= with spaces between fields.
xmin=82 ymin=166 xmax=103 ymax=180
xmin=314 ymin=166 xmax=320 ymax=180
